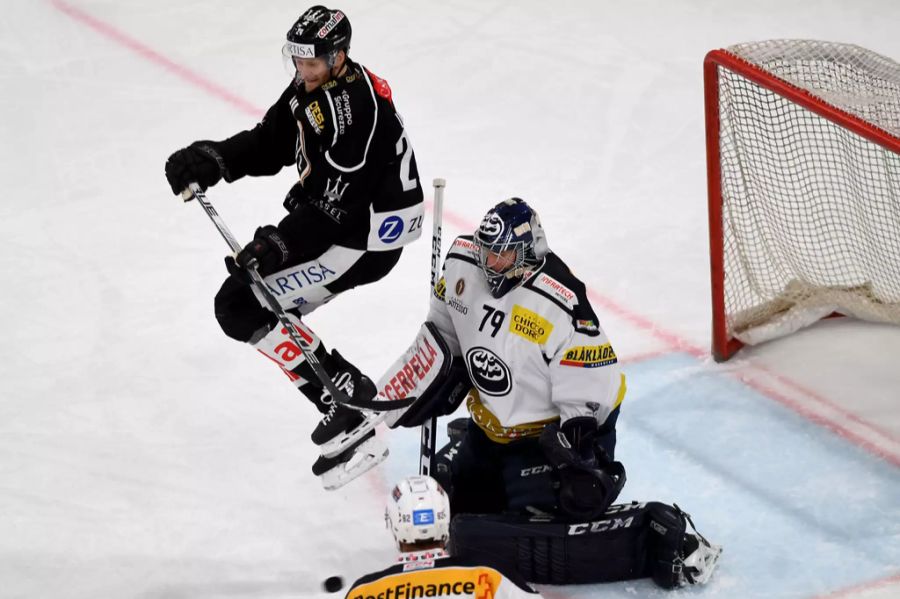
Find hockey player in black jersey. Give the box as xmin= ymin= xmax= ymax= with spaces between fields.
xmin=372 ymin=198 xmax=722 ymax=588
xmin=163 ymin=6 xmax=424 ymax=488
xmin=344 ymin=475 xmax=540 ymax=599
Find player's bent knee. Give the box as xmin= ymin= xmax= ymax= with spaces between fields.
xmin=214 ymin=277 xmax=276 ymax=342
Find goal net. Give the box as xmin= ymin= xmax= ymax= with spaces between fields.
xmin=704 ymin=40 xmax=900 ymax=361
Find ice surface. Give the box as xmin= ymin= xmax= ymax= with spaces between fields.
xmin=1 ymin=1 xmax=898 ymax=597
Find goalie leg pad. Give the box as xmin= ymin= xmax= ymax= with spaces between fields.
xmin=449 ymin=502 xmax=655 ymax=585
xmin=450 ymin=502 xmax=722 ymax=587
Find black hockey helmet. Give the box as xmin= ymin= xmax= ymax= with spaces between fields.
xmin=474 ymin=198 xmax=549 ymax=298
xmin=283 ymin=6 xmax=351 ymax=64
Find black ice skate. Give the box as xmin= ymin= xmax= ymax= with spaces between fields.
xmin=314 ymin=402 xmax=387 ymax=458
xmin=312 ymin=401 xmax=364 ymax=445
xmin=680 ymin=532 xmax=723 ymax=586
xmin=311 ymin=363 xmax=387 ymax=458
xmin=312 ymin=430 xmax=389 ymax=491
xmin=650 ymin=503 xmax=723 ymax=588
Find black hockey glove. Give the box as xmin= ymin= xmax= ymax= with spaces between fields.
xmin=164 ymin=142 xmax=227 ymax=196
xmin=225 ymin=225 xmax=291 ymax=283
xmin=540 ymin=417 xmax=626 ymax=521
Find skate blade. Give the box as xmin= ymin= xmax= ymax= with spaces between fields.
xmin=686 ymin=543 xmax=723 ymax=586
xmin=319 ymin=412 xmax=386 ymax=458
xmin=319 ymin=437 xmax=389 ymax=491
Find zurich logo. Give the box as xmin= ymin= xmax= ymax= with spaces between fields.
xmin=465 ymin=346 xmax=512 ymax=396
xmin=378 ymin=216 xmax=404 ymax=243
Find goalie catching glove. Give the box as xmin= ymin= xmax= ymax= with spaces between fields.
xmin=539 ymin=417 xmax=626 ymax=521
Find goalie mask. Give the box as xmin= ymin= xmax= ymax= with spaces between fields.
xmin=282 ymin=5 xmax=352 ymax=76
xmin=385 ymin=475 xmax=451 ymax=547
xmin=474 ymin=198 xmax=549 ymax=298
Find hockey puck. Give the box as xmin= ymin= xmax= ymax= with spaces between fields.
xmin=323 ymin=576 xmax=344 ymax=593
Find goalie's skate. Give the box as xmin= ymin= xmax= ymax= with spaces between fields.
xmin=649 ymin=503 xmax=723 ymax=589
xmin=313 ymin=430 xmax=388 ymax=491
xmin=317 ymin=409 xmax=387 ymax=458
xmin=681 ymin=534 xmax=723 ymax=586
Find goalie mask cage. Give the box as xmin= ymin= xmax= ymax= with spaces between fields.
xmin=704 ymin=40 xmax=900 ymax=361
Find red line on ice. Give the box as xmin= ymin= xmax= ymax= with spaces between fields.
xmin=814 ymin=572 xmax=900 ymax=598
xmin=50 ymin=0 xmax=262 ymax=118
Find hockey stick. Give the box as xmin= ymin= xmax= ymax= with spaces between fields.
xmin=182 ymin=183 xmax=415 ymax=412
xmin=419 ymin=178 xmax=445 ymax=476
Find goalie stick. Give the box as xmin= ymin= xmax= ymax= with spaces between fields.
xmin=182 ymin=183 xmax=415 ymax=413
xmin=419 ymin=178 xmax=445 ymax=476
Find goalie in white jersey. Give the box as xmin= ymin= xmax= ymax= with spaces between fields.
xmin=428 ymin=197 xmax=626 ymax=517
xmin=372 ymin=198 xmax=721 ymax=589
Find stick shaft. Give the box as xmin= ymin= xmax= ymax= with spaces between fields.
xmin=420 ymin=178 xmax=445 ymax=476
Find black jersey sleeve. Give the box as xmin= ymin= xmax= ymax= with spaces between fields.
xmin=212 ymin=85 xmax=298 ymax=181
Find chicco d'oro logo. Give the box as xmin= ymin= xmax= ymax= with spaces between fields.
xmin=465 ymin=347 xmax=512 ymax=396
xmin=478 ymin=213 xmax=505 ymax=242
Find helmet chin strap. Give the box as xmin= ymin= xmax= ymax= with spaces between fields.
xmin=327 ymin=49 xmax=348 ymax=74
xmin=331 ymin=62 xmax=347 ymax=78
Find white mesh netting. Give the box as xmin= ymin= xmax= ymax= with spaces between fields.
xmin=716 ymin=40 xmax=900 ymax=345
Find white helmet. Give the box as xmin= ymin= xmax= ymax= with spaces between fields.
xmin=385 ymin=475 xmax=451 ymax=546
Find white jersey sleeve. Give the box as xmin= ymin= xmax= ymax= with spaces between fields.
xmin=517 ymin=264 xmax=625 ymax=424
xmin=546 ymin=309 xmax=624 ymax=423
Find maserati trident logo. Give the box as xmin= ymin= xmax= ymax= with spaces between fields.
xmin=299 ymin=9 xmax=325 ymax=29
xmin=324 ymin=175 xmax=349 ymax=203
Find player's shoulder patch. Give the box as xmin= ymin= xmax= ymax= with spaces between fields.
xmin=523 ymin=254 xmax=601 ymax=336
xmin=445 ymin=235 xmax=480 ymax=267
xmin=523 ymin=254 xmax=581 ymax=311
xmin=559 ymin=343 xmax=618 ymax=368
xmin=363 ymin=66 xmax=393 ymax=101
xmin=433 ymin=276 xmax=447 ymax=301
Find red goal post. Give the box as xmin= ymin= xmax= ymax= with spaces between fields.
xmin=704 ymin=40 xmax=900 ymax=361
